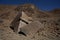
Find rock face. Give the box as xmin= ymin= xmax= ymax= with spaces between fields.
xmin=0 ymin=4 xmax=60 ymax=40
xmin=18 ymin=11 xmax=33 ymax=29
xmin=20 ymin=21 xmax=44 ymax=37
xmin=0 ymin=26 xmax=33 ymax=40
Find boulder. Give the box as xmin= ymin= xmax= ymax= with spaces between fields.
xmin=20 ymin=21 xmax=44 ymax=37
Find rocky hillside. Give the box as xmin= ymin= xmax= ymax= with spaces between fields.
xmin=0 ymin=4 xmax=60 ymax=40
xmin=49 ymin=9 xmax=60 ymax=17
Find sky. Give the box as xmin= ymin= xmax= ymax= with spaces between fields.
xmin=0 ymin=0 xmax=60 ymax=11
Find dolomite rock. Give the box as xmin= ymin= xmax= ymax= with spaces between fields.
xmin=17 ymin=11 xmax=33 ymax=32
xmin=0 ymin=26 xmax=34 ymax=40
xmin=0 ymin=10 xmax=22 ymax=33
xmin=20 ymin=21 xmax=44 ymax=37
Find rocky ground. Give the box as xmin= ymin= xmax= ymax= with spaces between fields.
xmin=0 ymin=4 xmax=60 ymax=40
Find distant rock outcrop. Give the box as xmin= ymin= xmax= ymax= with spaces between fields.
xmin=49 ymin=9 xmax=60 ymax=17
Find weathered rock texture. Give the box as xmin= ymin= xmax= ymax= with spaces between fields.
xmin=0 ymin=4 xmax=60 ymax=40
xmin=20 ymin=21 xmax=44 ymax=37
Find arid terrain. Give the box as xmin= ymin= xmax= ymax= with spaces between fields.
xmin=0 ymin=4 xmax=60 ymax=40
